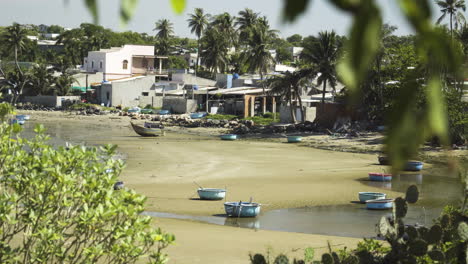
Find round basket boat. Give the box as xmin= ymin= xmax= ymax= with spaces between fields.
xmin=287 ymin=136 xmax=302 ymax=143
xmin=190 ymin=113 xmax=205 ymax=119
xmin=366 ymin=199 xmax=393 ymax=210
xmin=220 ymin=134 xmax=238 ymax=141
xmin=368 ymin=172 xmax=392 ymax=182
xmin=358 ymin=192 xmax=386 ymax=203
xmin=158 ymin=110 xmax=170 ymax=115
xmin=404 ymin=161 xmax=423 ymax=171
xmin=197 ymin=188 xmax=226 ymax=200
xmin=224 ymin=201 xmax=261 ymax=217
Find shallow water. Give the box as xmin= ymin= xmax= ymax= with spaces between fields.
xmin=21 ymin=118 xmax=464 ymax=238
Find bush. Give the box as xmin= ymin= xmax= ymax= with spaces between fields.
xmin=0 ymin=123 xmax=174 ymax=263
xmin=445 ymin=89 xmax=468 ymax=145
xmin=203 ymin=114 xmax=238 ymax=120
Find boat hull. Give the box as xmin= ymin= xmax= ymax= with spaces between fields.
xmin=224 ymin=202 xmax=261 ymax=217
xmin=368 ymin=173 xmax=392 ymax=182
xmin=366 ymin=199 xmax=393 ymax=210
xmin=197 ymin=188 xmax=226 ymax=200
xmin=11 ymin=119 xmax=25 ymax=125
xmin=16 ymin=114 xmax=30 ymax=120
xmin=358 ymin=192 xmax=386 ymax=203
xmin=131 ymin=123 xmax=164 ymax=137
xmin=190 ymin=113 xmax=205 ymax=119
xmin=287 ymin=136 xmax=302 ymax=143
xmin=220 ymin=134 xmax=237 ymax=140
xmin=404 ymin=161 xmax=423 ymax=171
xmin=158 ymin=110 xmax=170 ymax=115
xmin=140 ymin=109 xmax=154 ymax=114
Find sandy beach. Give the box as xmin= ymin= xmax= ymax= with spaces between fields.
xmin=17 ymin=110 xmax=465 ymax=263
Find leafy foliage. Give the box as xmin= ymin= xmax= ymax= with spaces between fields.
xmin=0 ymin=122 xmax=174 ymax=263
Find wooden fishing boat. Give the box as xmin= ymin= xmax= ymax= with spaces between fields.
xmin=358 ymin=192 xmax=386 ymax=203
xmin=10 ymin=119 xmax=25 ymax=125
xmin=287 ymin=136 xmax=302 ymax=143
xmin=224 ymin=201 xmax=261 ymax=217
xmin=404 ymin=161 xmax=423 ymax=171
xmin=113 ymin=181 xmax=124 ymax=190
xmin=220 ymin=134 xmax=237 ymax=140
xmin=366 ymin=199 xmax=393 ymax=210
xmin=378 ymin=155 xmax=390 ymax=165
xmin=131 ymin=122 xmax=164 ymax=137
xmin=190 ymin=112 xmax=205 ymax=119
xmin=144 ymin=122 xmax=164 ymax=129
xmin=197 ymin=188 xmax=226 ymax=200
xmin=368 ymin=172 xmax=392 ymax=182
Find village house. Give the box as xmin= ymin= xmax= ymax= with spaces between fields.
xmin=82 ymin=45 xmax=168 ymax=80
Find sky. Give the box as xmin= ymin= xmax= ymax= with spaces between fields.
xmin=0 ymin=0 xmax=443 ymax=38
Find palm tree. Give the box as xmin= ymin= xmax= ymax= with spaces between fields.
xmin=211 ymin=13 xmax=238 ymax=47
xmin=302 ymin=31 xmax=339 ymax=105
xmin=436 ymin=0 xmax=466 ymax=38
xmin=187 ymin=8 xmax=210 ymax=73
xmin=55 ymin=74 xmax=76 ymax=96
xmin=200 ymin=27 xmax=228 ymax=76
xmin=56 ymin=29 xmax=85 ymax=65
xmin=153 ymin=19 xmax=174 ymax=40
xmin=235 ymin=8 xmax=259 ymax=43
xmin=243 ymin=22 xmax=277 ymax=83
xmin=30 ymin=64 xmax=55 ymax=95
xmin=2 ymin=23 xmax=28 ymax=74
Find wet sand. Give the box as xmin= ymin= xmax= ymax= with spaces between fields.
xmin=17 ymin=111 xmax=463 ymax=263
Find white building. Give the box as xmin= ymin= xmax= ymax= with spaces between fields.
xmin=83 ymin=45 xmax=168 ymax=80
xmin=289 ymin=47 xmax=304 ymax=61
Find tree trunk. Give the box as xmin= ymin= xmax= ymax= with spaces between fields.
xmin=321 ymin=80 xmax=327 ymax=112
xmin=196 ymin=36 xmax=200 ymax=75
xmin=288 ymin=89 xmax=296 ymax=123
xmin=450 ymin=12 xmax=453 ymax=39
xmin=296 ymin=87 xmax=304 ymax=123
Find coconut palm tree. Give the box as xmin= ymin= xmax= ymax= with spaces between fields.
xmin=55 ymin=74 xmax=76 ymax=96
xmin=436 ymin=0 xmax=466 ymax=38
xmin=302 ymin=31 xmax=339 ymax=105
xmin=2 ymin=23 xmax=28 ymax=74
xmin=200 ymin=27 xmax=228 ymax=76
xmin=211 ymin=13 xmax=238 ymax=48
xmin=187 ymin=8 xmax=210 ymax=73
xmin=235 ymin=8 xmax=259 ymax=43
xmin=153 ymin=19 xmax=174 ymax=40
xmin=30 ymin=64 xmax=55 ymax=95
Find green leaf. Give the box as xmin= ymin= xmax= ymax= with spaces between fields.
xmin=426 ymin=77 xmax=448 ymax=144
xmin=84 ymin=0 xmax=99 ymax=24
xmin=170 ymin=0 xmax=186 ymax=14
xmin=120 ymin=0 xmax=139 ymax=26
xmin=282 ymin=0 xmax=310 ymax=22
xmin=337 ymin=1 xmax=382 ymax=94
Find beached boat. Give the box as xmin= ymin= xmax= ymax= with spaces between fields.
xmin=220 ymin=134 xmax=237 ymax=140
xmin=140 ymin=109 xmax=154 ymax=114
xmin=358 ymin=192 xmax=386 ymax=203
xmin=130 ymin=122 xmax=164 ymax=137
xmin=287 ymin=136 xmax=302 ymax=143
xmin=114 ymin=181 xmax=124 ymax=190
xmin=224 ymin=201 xmax=261 ymax=217
xmin=197 ymin=188 xmax=226 ymax=200
xmin=366 ymin=199 xmax=393 ymax=210
xmin=378 ymin=155 xmax=389 ymax=165
xmin=10 ymin=119 xmax=25 ymax=125
xmin=405 ymin=161 xmax=423 ymax=171
xmin=127 ymin=107 xmax=141 ymax=114
xmin=158 ymin=110 xmax=170 ymax=115
xmin=144 ymin=122 xmax=164 ymax=129
xmin=368 ymin=172 xmax=392 ymax=182
xmin=16 ymin=114 xmax=30 ymax=120
xmin=190 ymin=112 xmax=205 ymax=119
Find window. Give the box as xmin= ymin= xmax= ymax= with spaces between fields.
xmin=142 ymin=92 xmax=149 ymax=96
xmin=100 ymin=61 xmax=103 ymax=69
xmin=91 ymin=61 xmax=94 ymax=68
xmin=123 ymin=60 xmax=128 ymax=70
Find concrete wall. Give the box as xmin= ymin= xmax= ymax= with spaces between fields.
xmin=22 ymin=96 xmax=81 ymax=107
xmin=99 ymin=76 xmax=155 ymax=107
xmin=162 ymin=97 xmax=197 ymax=114
xmin=172 ymin=73 xmax=216 ymax=86
xmin=139 ymin=96 xmax=163 ymax=108
xmin=216 ymin=74 xmax=233 ymax=88
xmin=280 ymin=105 xmax=316 ymax=123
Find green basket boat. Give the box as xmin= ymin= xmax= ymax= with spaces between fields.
xmin=287 ymin=136 xmax=302 ymax=143
xmin=220 ymin=134 xmax=238 ymax=140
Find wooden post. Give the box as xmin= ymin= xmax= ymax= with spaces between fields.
xmin=159 ymin=58 xmax=162 ymax=74
xmin=244 ymin=95 xmax=250 ymax=118
xmin=272 ymin=97 xmax=276 ymax=114
xmin=250 ymin=96 xmax=255 ymax=117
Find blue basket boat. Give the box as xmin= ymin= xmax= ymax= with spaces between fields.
xmin=220 ymin=134 xmax=238 ymax=140
xmin=368 ymin=172 xmax=392 ymax=182
xmin=197 ymin=188 xmax=226 ymax=200
xmin=366 ymin=199 xmax=393 ymax=210
xmin=10 ymin=119 xmax=25 ymax=125
xmin=224 ymin=201 xmax=261 ymax=217
xmin=287 ymin=136 xmax=302 ymax=143
xmin=16 ymin=114 xmax=30 ymax=120
xmin=404 ymin=161 xmax=423 ymax=171
xmin=190 ymin=112 xmax=206 ymax=119
xmin=358 ymin=192 xmax=387 ymax=203
xmin=158 ymin=110 xmax=170 ymax=115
